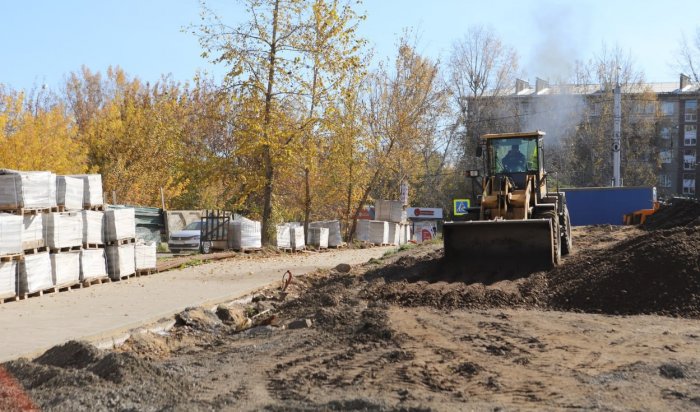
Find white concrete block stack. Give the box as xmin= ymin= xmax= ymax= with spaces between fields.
xmin=0 ymin=214 xmax=23 ymax=256
xmin=19 ymin=252 xmax=52 ymax=294
xmin=0 ymin=261 xmax=17 ymax=299
xmin=0 ymin=170 xmax=140 ymax=299
xmin=276 ymin=224 xmax=292 ymax=249
xmin=56 ymin=176 xmax=84 ymax=211
xmin=44 ymin=212 xmax=83 ymax=250
xmin=387 ymin=222 xmax=400 ymax=246
xmin=68 ymin=174 xmax=104 ymax=209
xmin=291 ymin=226 xmax=305 ymax=251
xmin=355 ymin=220 xmax=370 ymax=242
xmin=0 ymin=170 xmax=56 ymax=209
xmin=230 ymin=217 xmax=261 ymax=251
xmin=51 ymin=251 xmax=80 ymax=287
xmin=80 ymin=249 xmax=108 ymax=282
xmin=309 ymin=220 xmax=343 ymax=247
xmin=134 ymin=242 xmax=157 ymax=271
xmin=308 ymin=227 xmax=329 ymax=249
xmin=104 ymin=208 xmax=136 ymax=243
xmin=82 ymin=210 xmax=105 ymax=246
xmin=369 ymin=221 xmax=389 ymax=245
xmin=375 ymin=200 xmax=407 ymax=224
xmin=104 ymin=208 xmax=136 ymax=280
xmin=365 ymin=200 xmax=410 ymax=246
xmin=45 ymin=211 xmax=84 ymax=288
xmin=105 ymin=244 xmax=135 ymax=280
xmin=22 ymin=214 xmax=45 ymax=250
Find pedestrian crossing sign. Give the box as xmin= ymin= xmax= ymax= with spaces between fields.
xmin=453 ymin=199 xmax=470 ymax=216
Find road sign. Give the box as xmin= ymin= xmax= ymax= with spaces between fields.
xmin=407 ymin=207 xmax=443 ymax=219
xmin=453 ymin=199 xmax=470 ymax=216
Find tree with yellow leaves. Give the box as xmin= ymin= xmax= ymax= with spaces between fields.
xmin=0 ymin=86 xmax=88 ymax=174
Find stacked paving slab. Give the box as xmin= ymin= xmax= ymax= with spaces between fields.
xmin=359 ymin=200 xmax=411 ymax=246
xmin=0 ymin=170 xmax=153 ymax=302
xmin=276 ymin=222 xmax=305 ymax=252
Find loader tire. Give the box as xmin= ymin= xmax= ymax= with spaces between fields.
xmin=535 ymin=210 xmax=561 ymax=266
xmin=561 ymin=206 xmax=572 ymax=255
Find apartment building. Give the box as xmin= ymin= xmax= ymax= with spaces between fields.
xmin=498 ymin=74 xmax=699 ymax=198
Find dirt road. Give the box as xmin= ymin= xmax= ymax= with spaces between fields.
xmin=0 ymin=246 xmax=394 ymax=362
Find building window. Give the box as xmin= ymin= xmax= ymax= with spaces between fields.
xmin=660 ymin=126 xmax=672 ymax=140
xmin=683 ymin=174 xmax=696 ymax=195
xmin=660 ymin=150 xmax=673 ymax=164
xmin=684 ymin=149 xmax=697 ymax=170
xmin=685 ymin=100 xmax=697 ymax=122
xmin=519 ymin=101 xmax=530 ymax=116
xmin=685 ymin=124 xmax=697 ymax=146
xmin=658 ymin=174 xmax=672 ymax=188
xmin=661 ymin=101 xmax=676 ymax=116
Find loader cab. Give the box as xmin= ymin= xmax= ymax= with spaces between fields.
xmin=482 ymin=131 xmax=545 ymax=191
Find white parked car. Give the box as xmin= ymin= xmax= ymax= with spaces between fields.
xmin=168 ymin=221 xmax=202 ymax=254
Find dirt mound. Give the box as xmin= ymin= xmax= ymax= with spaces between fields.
xmin=362 ymin=252 xmax=548 ymax=311
xmin=3 ymin=341 xmax=191 ymax=410
xmin=175 ymin=307 xmax=223 ymax=330
xmin=34 ymin=340 xmax=102 ymax=370
xmin=361 ymin=226 xmax=700 ymax=318
xmin=644 ymin=198 xmax=700 ymax=230
xmin=548 ymin=226 xmax=700 ymax=317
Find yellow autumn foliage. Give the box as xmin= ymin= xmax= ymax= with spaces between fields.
xmin=0 ymin=91 xmax=88 ymax=174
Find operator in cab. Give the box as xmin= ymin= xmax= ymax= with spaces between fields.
xmin=502 ymin=144 xmax=526 ymax=172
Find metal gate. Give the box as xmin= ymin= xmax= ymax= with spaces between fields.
xmin=200 ymin=210 xmax=232 ymax=253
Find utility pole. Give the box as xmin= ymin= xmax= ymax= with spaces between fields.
xmin=612 ymin=67 xmax=622 ymax=187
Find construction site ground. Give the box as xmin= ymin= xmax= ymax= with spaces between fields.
xmin=0 ymin=246 xmax=394 ymax=363
xmin=3 ymin=216 xmax=700 ymax=411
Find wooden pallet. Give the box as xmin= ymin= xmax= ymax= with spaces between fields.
xmin=19 ymin=286 xmax=58 ymax=299
xmin=50 ymin=245 xmax=82 ymax=253
xmin=328 ymin=242 xmax=348 ymax=249
xmin=82 ymin=276 xmax=111 ymax=287
xmin=0 ymin=254 xmax=22 ymax=262
xmin=84 ymin=204 xmax=105 ymax=211
xmin=82 ymin=243 xmax=105 ymax=250
xmin=105 ymin=238 xmax=136 ymax=246
xmin=110 ymin=273 xmax=136 ymax=281
xmin=231 ymin=247 xmax=262 ymax=254
xmin=53 ymin=281 xmax=82 ymax=292
xmin=0 ymin=294 xmax=19 ymax=304
xmin=0 ymin=206 xmax=59 ymax=216
xmin=135 ymin=268 xmax=157 ymax=277
xmin=24 ymin=246 xmax=48 ymax=255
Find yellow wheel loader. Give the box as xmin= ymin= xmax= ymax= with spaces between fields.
xmin=443 ymin=131 xmax=572 ymax=274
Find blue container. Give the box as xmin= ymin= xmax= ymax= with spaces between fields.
xmin=562 ymin=186 xmax=657 ymax=226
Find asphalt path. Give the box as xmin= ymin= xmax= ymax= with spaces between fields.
xmin=0 ymin=246 xmax=394 ymax=362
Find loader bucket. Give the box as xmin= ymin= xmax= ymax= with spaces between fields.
xmin=443 ymin=219 xmax=555 ymax=279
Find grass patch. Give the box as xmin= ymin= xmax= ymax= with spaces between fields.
xmin=179 ymin=258 xmax=204 ymax=269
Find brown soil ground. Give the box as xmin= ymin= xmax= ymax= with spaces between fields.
xmin=3 ymin=224 xmax=700 ymax=411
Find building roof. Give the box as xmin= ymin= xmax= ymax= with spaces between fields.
xmin=502 ymin=80 xmax=700 ymax=97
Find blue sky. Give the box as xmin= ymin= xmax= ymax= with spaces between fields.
xmin=1 ymin=0 xmax=698 ymax=92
